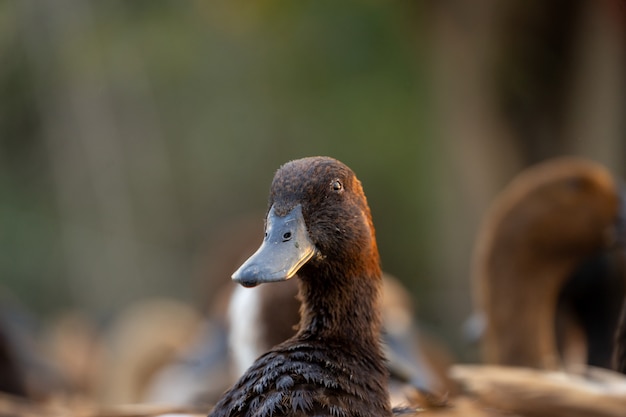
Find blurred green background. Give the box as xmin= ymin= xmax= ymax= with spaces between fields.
xmin=1 ymin=0 xmax=624 ymax=358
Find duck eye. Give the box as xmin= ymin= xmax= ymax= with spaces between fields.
xmin=282 ymin=232 xmax=292 ymax=241
xmin=331 ymin=180 xmax=343 ymax=192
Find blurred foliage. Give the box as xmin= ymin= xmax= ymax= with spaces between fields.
xmin=0 ymin=0 xmax=438 ymax=321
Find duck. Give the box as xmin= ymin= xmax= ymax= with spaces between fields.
xmin=208 ymin=156 xmax=392 ymax=417
xmin=98 ymin=298 xmax=203 ymax=404
xmin=471 ymin=156 xmax=626 ymax=370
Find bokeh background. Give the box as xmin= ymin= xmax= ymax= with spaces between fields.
xmin=1 ymin=0 xmax=625 ymax=399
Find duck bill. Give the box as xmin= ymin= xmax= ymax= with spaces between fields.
xmin=232 ymin=204 xmax=316 ymax=288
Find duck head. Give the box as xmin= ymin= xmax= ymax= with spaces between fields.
xmin=232 ymin=156 xmax=379 ymax=288
xmin=489 ymin=159 xmax=619 ymax=257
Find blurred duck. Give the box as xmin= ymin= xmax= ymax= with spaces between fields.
xmin=143 ymin=286 xmax=234 ymax=407
xmin=397 ymin=157 xmax=626 ymax=417
xmin=208 ymin=156 xmax=394 ymax=417
xmin=0 ymin=288 xmax=69 ymax=402
xmin=98 ymin=298 xmax=203 ymax=405
xmin=471 ymin=156 xmax=626 ymax=370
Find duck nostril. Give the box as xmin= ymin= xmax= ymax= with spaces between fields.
xmin=282 ymin=232 xmax=292 ymax=241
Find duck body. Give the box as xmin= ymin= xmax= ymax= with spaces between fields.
xmin=208 ymin=157 xmax=391 ymax=417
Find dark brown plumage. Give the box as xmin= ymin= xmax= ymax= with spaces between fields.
xmin=472 ymin=156 xmax=626 ymax=369
xmin=556 ymin=250 xmax=626 ymax=368
xmin=208 ymin=157 xmax=391 ymax=417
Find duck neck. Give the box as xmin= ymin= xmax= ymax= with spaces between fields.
xmin=481 ymin=255 xmax=575 ymax=369
xmin=296 ymin=266 xmax=383 ymax=351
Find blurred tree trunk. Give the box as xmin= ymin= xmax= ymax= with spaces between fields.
xmin=563 ymin=0 xmax=626 ymax=174
xmin=17 ymin=0 xmax=186 ymax=314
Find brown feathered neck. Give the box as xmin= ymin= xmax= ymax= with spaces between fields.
xmin=296 ymin=255 xmax=383 ymax=348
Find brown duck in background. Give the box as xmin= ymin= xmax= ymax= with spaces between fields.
xmin=397 ymin=157 xmax=626 ymax=417
xmin=98 ymin=298 xmax=203 ymax=405
xmin=471 ymin=156 xmax=626 ymax=370
xmin=0 ymin=288 xmax=73 ymax=403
